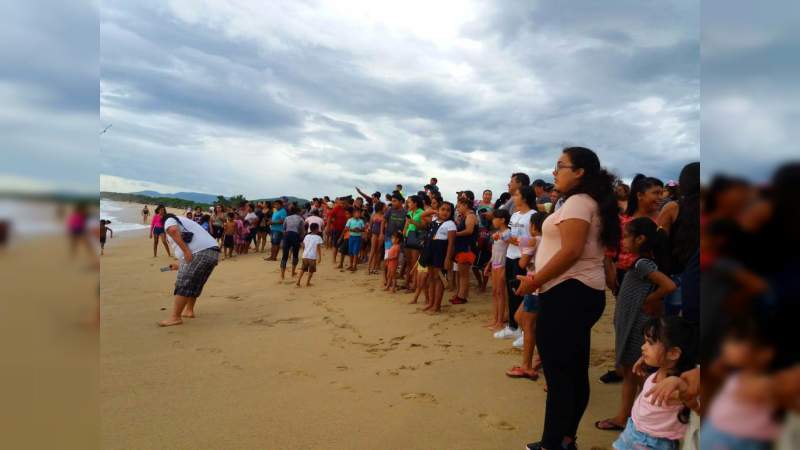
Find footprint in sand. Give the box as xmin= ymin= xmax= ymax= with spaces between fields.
xmin=279 ymin=369 xmax=313 ymax=378
xmin=226 ymin=295 xmax=242 ymax=301
xmin=401 ymin=392 xmax=438 ymax=404
xmin=336 ymin=365 xmax=349 ymax=371
xmin=221 ymin=361 xmax=243 ymax=371
xmin=478 ymin=413 xmax=516 ymax=431
xmin=196 ymin=347 xmax=222 ymax=354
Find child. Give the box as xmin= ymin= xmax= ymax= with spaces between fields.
xmin=199 ymin=214 xmax=212 ymax=235
xmin=384 ymin=232 xmax=403 ymax=293
xmin=337 ymin=208 xmax=353 ymax=269
xmin=223 ymin=212 xmax=236 ymax=259
xmin=699 ymin=318 xmax=782 ymax=449
xmin=422 ymin=202 xmax=456 ymax=313
xmin=613 ymin=316 xmax=697 ymax=450
xmin=597 ymin=217 xmax=678 ymax=432
xmin=345 ymin=208 xmax=365 ymax=272
xmin=367 ymin=202 xmax=385 ymax=275
xmin=297 ymin=223 xmax=324 ymax=287
xmin=507 ymin=212 xmax=548 ymax=380
xmin=99 ymin=219 xmax=113 ymax=256
xmin=483 ymin=209 xmax=511 ymax=330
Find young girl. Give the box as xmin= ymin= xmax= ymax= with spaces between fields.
xmin=384 ymin=232 xmax=403 ymax=293
xmin=367 ymin=202 xmax=385 ymax=275
xmin=597 ymin=217 xmax=677 ymax=432
xmin=507 ymin=212 xmax=548 ymax=380
xmin=234 ymin=213 xmax=248 ymax=255
xmin=149 ymin=205 xmax=171 ymax=258
xmin=483 ymin=209 xmax=511 ymax=330
xmin=403 ymin=195 xmax=425 ymax=292
xmin=411 ymin=198 xmax=439 ymax=305
xmin=699 ymin=318 xmax=782 ymax=449
xmin=422 ymin=202 xmax=456 ymax=314
xmin=613 ymin=316 xmax=697 ymax=450
xmin=223 ymin=213 xmax=236 ymax=259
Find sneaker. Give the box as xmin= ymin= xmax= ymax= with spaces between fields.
xmin=494 ymin=326 xmax=520 ymax=339
xmin=512 ymin=333 xmax=524 ymax=348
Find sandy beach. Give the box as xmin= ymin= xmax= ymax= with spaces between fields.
xmin=100 ymin=202 xmax=621 ymax=449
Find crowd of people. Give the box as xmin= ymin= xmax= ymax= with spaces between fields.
xmin=140 ymin=147 xmax=798 ymax=449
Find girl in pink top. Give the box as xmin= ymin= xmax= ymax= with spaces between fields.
xmin=614 ymin=316 xmax=697 ymax=450
xmin=149 ymin=205 xmax=171 ymax=258
xmin=700 ymin=319 xmax=782 ymax=449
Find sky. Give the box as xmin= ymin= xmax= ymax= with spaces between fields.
xmin=95 ymin=0 xmax=700 ymax=200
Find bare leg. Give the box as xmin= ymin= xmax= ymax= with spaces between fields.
xmin=159 ymin=295 xmax=193 ymax=326
xmin=183 ymin=298 xmax=197 ymax=318
xmin=296 ymin=270 xmax=305 ymax=286
xmin=520 ymin=311 xmax=537 ymax=373
xmin=457 ymin=262 xmax=470 ymax=300
xmin=161 ymin=234 xmax=171 ymax=257
xmin=153 ymin=235 xmax=158 ymax=257
xmin=306 ymin=271 xmax=314 ymax=286
xmin=601 ymin=365 xmax=638 ymax=428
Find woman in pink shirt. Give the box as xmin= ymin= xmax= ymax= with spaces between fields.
xmin=517 ymin=147 xmax=621 ymax=450
xmin=149 ymin=205 xmax=171 ymax=258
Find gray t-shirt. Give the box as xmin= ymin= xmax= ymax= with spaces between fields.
xmin=499 ymin=197 xmax=517 ymax=215
xmin=384 ymin=207 xmax=407 ymax=239
xmin=284 ymin=214 xmax=305 ymax=234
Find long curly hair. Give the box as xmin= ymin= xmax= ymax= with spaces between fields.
xmin=561 ymin=147 xmax=621 ymax=251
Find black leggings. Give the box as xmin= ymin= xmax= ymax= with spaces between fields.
xmin=281 ymin=232 xmax=301 ymax=269
xmin=505 ymin=257 xmax=525 ymax=330
xmin=536 ymin=279 xmax=605 ymax=448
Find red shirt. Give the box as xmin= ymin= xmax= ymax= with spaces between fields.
xmin=330 ymin=205 xmax=348 ymax=231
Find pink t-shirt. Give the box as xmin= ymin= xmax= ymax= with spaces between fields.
xmin=534 ymin=194 xmax=605 ymax=293
xmin=631 ymin=373 xmax=687 ymax=441
xmin=707 ymin=374 xmax=782 ymax=441
xmin=150 ymin=214 xmax=163 ymax=231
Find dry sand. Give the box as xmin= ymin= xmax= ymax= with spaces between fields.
xmin=100 ymin=204 xmax=621 ymax=449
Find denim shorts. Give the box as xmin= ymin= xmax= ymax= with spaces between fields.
xmin=348 ymin=235 xmax=362 ymax=256
xmin=699 ymin=421 xmax=772 ymax=450
xmin=523 ymin=294 xmax=539 ymax=313
xmin=271 ymin=230 xmax=283 ymax=246
xmin=613 ymin=418 xmax=679 ymax=450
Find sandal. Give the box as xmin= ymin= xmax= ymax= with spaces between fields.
xmin=595 ymin=419 xmax=625 ymax=431
xmin=450 ymin=297 xmax=467 ymax=305
xmin=505 ymin=366 xmax=539 ymax=380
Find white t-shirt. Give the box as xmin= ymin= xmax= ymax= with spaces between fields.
xmin=164 ymin=216 xmax=219 ymax=262
xmin=302 ymin=234 xmax=324 ymax=259
xmin=434 ymin=220 xmax=456 ymax=240
xmin=244 ymin=212 xmax=259 ymax=226
xmin=506 ymin=209 xmax=536 ymax=259
xmin=305 ymin=215 xmax=325 ymax=232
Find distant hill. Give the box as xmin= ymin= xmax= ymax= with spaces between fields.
xmin=131 ymin=190 xmax=219 ymax=204
xmin=102 ymin=191 xmax=311 ymax=209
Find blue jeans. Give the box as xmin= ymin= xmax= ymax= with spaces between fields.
xmin=348 ymin=235 xmax=362 ymax=256
xmin=271 ymin=230 xmax=284 ymax=247
xmin=613 ymin=417 xmax=679 ymax=450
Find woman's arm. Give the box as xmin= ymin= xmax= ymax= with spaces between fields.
xmin=656 ymin=201 xmax=678 ymax=234
xmin=455 ymin=213 xmax=476 ymax=236
xmin=604 ymin=255 xmax=618 ymax=294
xmin=517 ymin=218 xmax=589 ymax=294
xmin=643 ymin=270 xmax=678 ymax=316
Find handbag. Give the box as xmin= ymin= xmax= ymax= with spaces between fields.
xmin=175 ymin=217 xmax=194 ymax=243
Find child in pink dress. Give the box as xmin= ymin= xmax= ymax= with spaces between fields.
xmin=614 ymin=316 xmax=697 ymax=450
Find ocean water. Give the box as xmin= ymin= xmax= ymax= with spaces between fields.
xmin=100 ymin=200 xmax=149 ymax=233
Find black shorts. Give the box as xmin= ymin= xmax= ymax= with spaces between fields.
xmin=338 ymin=238 xmax=349 ymax=255
xmin=100 ymin=237 xmax=107 ymax=245
xmin=223 ymin=235 xmax=234 ymax=249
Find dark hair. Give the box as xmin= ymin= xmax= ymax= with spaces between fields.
xmin=533 ymin=179 xmax=547 ymax=188
xmin=392 ymin=231 xmax=404 ymax=242
xmin=397 ymin=184 xmax=403 ymax=189
xmin=310 ymin=222 xmax=320 ymax=232
xmin=155 ymin=204 xmax=166 ymax=215
xmin=345 ymin=207 xmax=354 ymax=215
xmin=374 ymin=202 xmax=385 ymax=213
xmin=518 ymin=185 xmax=537 ymax=209
xmin=494 ymin=192 xmax=511 ymax=209
xmin=643 ymin=316 xmax=698 ymax=424
xmin=462 ymin=190 xmax=475 ymax=202
xmin=274 ymin=199 xmax=283 ymax=206
xmin=493 ymin=208 xmax=511 ymax=226
xmin=227 ymin=212 xmax=234 ymax=219
xmin=424 ymin=184 xmax=433 ymax=191
xmin=431 ymin=177 xmax=438 ymax=183
xmin=671 ymin=162 xmax=700 ymax=271
xmin=704 ymin=175 xmax=748 ymax=214
xmin=407 ymin=195 xmax=422 ymax=210
xmin=625 ymin=217 xmax=669 ymax=270
xmin=511 ymin=172 xmax=531 ymax=187
xmin=391 ymin=193 xmax=405 ymax=203
xmin=457 ymin=197 xmax=474 ymax=210
xmin=483 ymin=189 xmax=492 ymax=195
xmin=440 ymin=201 xmax=454 ymax=218
xmin=625 ymin=174 xmax=664 ymax=216
xmin=561 ymin=147 xmax=621 ymax=251
xmin=531 ymin=212 xmax=548 ymax=234
xmin=372 ymin=191 xmax=381 ymax=199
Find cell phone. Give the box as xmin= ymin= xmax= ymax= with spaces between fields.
xmin=160 ymin=266 xmax=172 ymax=272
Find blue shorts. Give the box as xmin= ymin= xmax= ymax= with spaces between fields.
xmin=385 ymin=238 xmax=392 ymax=250
xmin=153 ymin=227 xmax=164 ymax=236
xmin=699 ymin=421 xmax=771 ymax=450
xmin=523 ymin=294 xmax=539 ymax=313
xmin=348 ymin=235 xmax=362 ymax=256
xmin=271 ymin=230 xmax=283 ymax=246
xmin=613 ymin=417 xmax=679 ymax=450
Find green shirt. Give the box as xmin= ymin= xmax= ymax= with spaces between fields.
xmin=405 ymin=208 xmax=423 ymax=236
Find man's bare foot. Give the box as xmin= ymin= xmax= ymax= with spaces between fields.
xmin=158 ymin=318 xmax=183 ymax=327
xmin=181 ymin=312 xmax=195 ymax=319
xmin=425 ymin=309 xmax=441 ymax=315
xmin=408 ymin=299 xmax=418 ymax=304
xmin=295 ymin=282 xmax=301 ymax=287
xmin=306 ymin=282 xmax=312 ymax=286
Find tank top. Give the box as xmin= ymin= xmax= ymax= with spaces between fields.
xmin=454 ymin=213 xmax=478 ymax=253
xmin=371 ymin=216 xmax=383 ymax=235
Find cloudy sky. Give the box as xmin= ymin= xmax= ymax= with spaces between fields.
xmin=96 ymin=0 xmax=700 ymax=200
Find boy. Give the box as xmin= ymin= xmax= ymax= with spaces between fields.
xmin=337 ymin=208 xmax=353 ymax=269
xmin=99 ymin=219 xmax=113 ymax=255
xmin=223 ymin=212 xmax=236 ymax=259
xmin=297 ymin=223 xmax=323 ymax=287
xmin=345 ymin=208 xmax=365 ymax=272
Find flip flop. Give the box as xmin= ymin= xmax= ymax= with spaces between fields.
xmin=594 ymin=419 xmax=625 ymax=431
xmin=505 ymin=366 xmax=539 ymax=380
